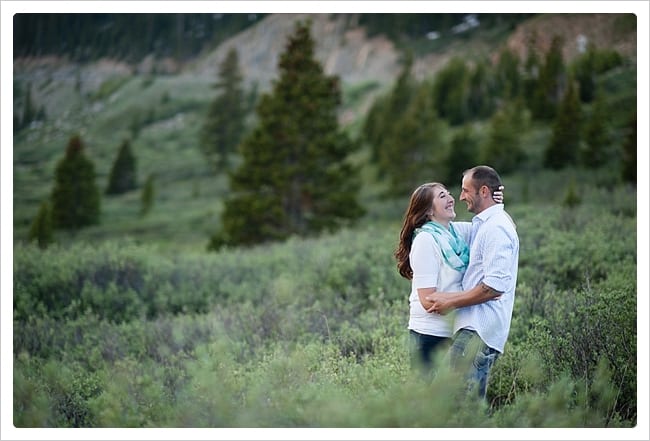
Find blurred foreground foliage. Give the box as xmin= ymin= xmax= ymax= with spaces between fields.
xmin=14 ymin=178 xmax=637 ymax=428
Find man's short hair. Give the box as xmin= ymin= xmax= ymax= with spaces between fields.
xmin=464 ymin=165 xmax=502 ymax=193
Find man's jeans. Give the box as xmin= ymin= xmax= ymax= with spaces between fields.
xmin=448 ymin=329 xmax=500 ymax=399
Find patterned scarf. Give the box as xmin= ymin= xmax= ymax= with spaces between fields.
xmin=414 ymin=221 xmax=469 ymax=272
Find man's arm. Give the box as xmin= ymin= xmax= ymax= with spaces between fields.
xmin=424 ymin=282 xmax=501 ymax=315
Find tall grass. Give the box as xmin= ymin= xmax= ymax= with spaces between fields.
xmin=13 ymin=182 xmax=638 ymax=427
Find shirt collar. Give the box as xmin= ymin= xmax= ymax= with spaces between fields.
xmin=473 ymin=203 xmax=504 ymax=223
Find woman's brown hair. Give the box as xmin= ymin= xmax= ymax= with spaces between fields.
xmin=394 ymin=182 xmax=445 ymax=280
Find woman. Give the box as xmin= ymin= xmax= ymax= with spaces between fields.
xmin=394 ymin=182 xmax=502 ymax=373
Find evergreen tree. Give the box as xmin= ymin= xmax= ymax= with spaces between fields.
xmin=381 ymin=88 xmax=447 ymax=197
xmin=28 ymin=200 xmax=54 ymax=249
xmin=22 ymin=83 xmax=36 ymax=130
xmin=200 ymin=47 xmax=247 ymax=171
xmin=211 ymin=21 xmax=364 ymax=249
xmin=362 ymin=93 xmax=390 ymax=163
xmin=522 ymin=33 xmax=542 ymax=106
xmin=531 ymin=35 xmax=566 ymax=120
xmin=562 ymin=177 xmax=581 ymax=208
xmin=581 ymin=90 xmax=609 ymax=168
xmin=140 ymin=173 xmax=155 ymax=217
xmin=572 ymin=43 xmax=597 ymax=103
xmin=466 ymin=60 xmax=495 ymax=120
xmin=50 ymin=135 xmax=101 ymax=229
xmin=363 ymin=51 xmax=416 ymax=173
xmin=431 ymin=57 xmax=469 ymax=125
xmin=446 ymin=125 xmax=480 ymax=185
xmin=481 ymin=99 xmax=528 ymax=174
xmin=621 ymin=112 xmax=636 ymax=184
xmin=17 ymin=82 xmax=45 ymax=131
xmin=106 ymin=139 xmax=137 ymax=195
xmin=544 ymin=77 xmax=581 ymax=169
xmin=494 ymin=47 xmax=521 ymax=101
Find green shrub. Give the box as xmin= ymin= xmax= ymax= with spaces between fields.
xmin=13 ymin=353 xmax=53 ymax=427
xmin=13 ymin=188 xmax=636 ymax=427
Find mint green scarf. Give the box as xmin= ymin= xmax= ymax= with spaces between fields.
xmin=414 ymin=221 xmax=469 ymax=272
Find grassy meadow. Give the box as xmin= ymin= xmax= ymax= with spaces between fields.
xmin=12 ymin=179 xmax=638 ymax=428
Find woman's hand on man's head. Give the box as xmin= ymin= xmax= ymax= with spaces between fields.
xmin=493 ymin=185 xmax=505 ymax=204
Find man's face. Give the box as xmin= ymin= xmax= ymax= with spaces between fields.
xmin=460 ymin=174 xmax=480 ymax=214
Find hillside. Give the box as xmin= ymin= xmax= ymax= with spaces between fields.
xmin=13 ymin=13 xmax=636 ymax=122
xmin=12 ymin=13 xmax=637 ymax=250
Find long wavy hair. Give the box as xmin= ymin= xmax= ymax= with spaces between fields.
xmin=394 ymin=182 xmax=445 ymax=280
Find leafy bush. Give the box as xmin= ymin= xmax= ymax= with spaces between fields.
xmin=13 ymin=185 xmax=637 ymax=427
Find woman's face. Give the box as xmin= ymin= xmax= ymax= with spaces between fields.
xmin=431 ymin=185 xmax=456 ymax=223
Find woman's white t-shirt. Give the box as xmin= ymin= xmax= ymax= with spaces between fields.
xmin=408 ymin=222 xmax=471 ymax=337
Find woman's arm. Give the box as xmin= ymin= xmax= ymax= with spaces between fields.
xmin=417 ymin=287 xmax=437 ymax=310
xmin=424 ymin=282 xmax=501 ymax=315
xmin=410 ymin=234 xmax=442 ymax=310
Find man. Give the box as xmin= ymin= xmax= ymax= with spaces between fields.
xmin=425 ymin=165 xmax=519 ymax=399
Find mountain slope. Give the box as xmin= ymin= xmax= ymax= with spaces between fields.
xmin=12 ymin=13 xmax=637 ymax=249
xmin=14 ymin=13 xmax=636 ymax=123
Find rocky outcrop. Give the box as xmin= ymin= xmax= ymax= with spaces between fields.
xmin=191 ymin=14 xmax=401 ymax=91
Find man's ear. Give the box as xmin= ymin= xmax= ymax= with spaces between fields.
xmin=479 ymin=185 xmax=490 ymax=198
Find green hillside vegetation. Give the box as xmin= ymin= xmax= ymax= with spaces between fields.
xmin=12 ymin=13 xmax=638 ymax=428
xmin=13 ymin=14 xmax=636 ymax=251
xmin=13 ymin=183 xmax=636 ymax=426
xmin=13 ymin=14 xmax=267 ymax=62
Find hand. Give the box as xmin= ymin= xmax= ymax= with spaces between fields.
xmin=424 ymin=292 xmax=454 ymax=315
xmin=493 ymin=185 xmax=505 ymax=204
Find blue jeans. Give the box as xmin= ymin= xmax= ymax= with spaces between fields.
xmin=448 ymin=329 xmax=500 ymax=399
xmin=409 ymin=330 xmax=450 ymax=374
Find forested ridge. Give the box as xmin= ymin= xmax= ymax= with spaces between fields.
xmin=13 ymin=13 xmax=267 ymax=61
xmin=14 ymin=13 xmax=534 ymax=62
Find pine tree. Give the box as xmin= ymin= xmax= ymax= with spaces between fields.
xmin=106 ymin=139 xmax=137 ymax=195
xmin=446 ymin=125 xmax=479 ymax=185
xmin=581 ymin=90 xmax=609 ymax=168
xmin=200 ymin=47 xmax=247 ymax=172
xmin=531 ymin=35 xmax=566 ymax=120
xmin=544 ymin=77 xmax=581 ymax=169
xmin=211 ymin=21 xmax=364 ymax=248
xmin=482 ymin=99 xmax=528 ymax=174
xmin=522 ymin=34 xmax=542 ymax=106
xmin=562 ymin=177 xmax=581 ymax=208
xmin=431 ymin=57 xmax=469 ymax=125
xmin=363 ymin=51 xmax=415 ymax=173
xmin=381 ymin=88 xmax=447 ymax=197
xmin=140 ymin=173 xmax=155 ymax=217
xmin=21 ymin=83 xmax=36 ymax=130
xmin=28 ymin=200 xmax=54 ymax=249
xmin=495 ymin=48 xmax=521 ymax=100
xmin=466 ymin=60 xmax=495 ymax=120
xmin=50 ymin=135 xmax=101 ymax=229
xmin=621 ymin=112 xmax=636 ymax=184
xmin=573 ymin=43 xmax=597 ymax=103
xmin=362 ymin=94 xmax=390 ymax=163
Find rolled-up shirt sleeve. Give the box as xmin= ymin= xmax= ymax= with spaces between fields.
xmin=481 ymin=225 xmax=517 ymax=293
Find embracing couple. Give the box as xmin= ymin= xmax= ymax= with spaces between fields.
xmin=395 ymin=165 xmax=519 ymax=400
